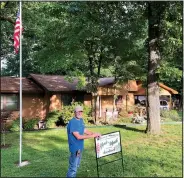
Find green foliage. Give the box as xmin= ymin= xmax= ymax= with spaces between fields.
xmin=158 ymin=61 xmax=182 ymax=94
xmin=29 ymin=2 xmax=148 ymax=85
xmin=23 ymin=118 xmax=39 ymax=131
xmin=45 ymin=110 xmax=61 ymax=128
xmin=9 ymin=119 xmax=20 ymax=132
xmin=1 ymin=2 xmax=41 ymax=77
xmin=1 ymin=2 xmax=182 ymax=95
xmin=158 ymin=2 xmax=182 ymax=94
xmin=61 ymin=102 xmax=92 ymax=124
xmin=45 ymin=103 xmax=92 ymax=128
xmin=3 ymin=121 xmax=13 ymax=131
xmin=160 ymin=110 xmax=181 ymax=121
xmin=9 ymin=118 xmax=40 ymax=131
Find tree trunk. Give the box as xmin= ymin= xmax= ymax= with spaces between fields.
xmin=146 ymin=2 xmax=166 ymax=134
xmin=93 ymin=93 xmax=97 ymax=123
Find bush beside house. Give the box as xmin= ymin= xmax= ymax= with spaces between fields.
xmin=160 ymin=110 xmax=182 ymax=121
xmin=45 ymin=102 xmax=93 ymax=128
xmin=9 ymin=117 xmax=40 ymax=131
xmin=45 ymin=110 xmax=61 ymax=128
xmin=23 ymin=118 xmax=40 ymax=130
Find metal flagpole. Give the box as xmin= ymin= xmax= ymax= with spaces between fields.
xmin=17 ymin=1 xmax=29 ymax=167
xmin=19 ymin=0 xmax=23 ymax=167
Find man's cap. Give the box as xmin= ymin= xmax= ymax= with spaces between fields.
xmin=74 ymin=106 xmax=83 ymax=112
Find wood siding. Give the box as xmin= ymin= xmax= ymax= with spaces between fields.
xmin=49 ymin=94 xmax=62 ymax=112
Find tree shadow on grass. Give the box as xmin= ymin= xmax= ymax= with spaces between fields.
xmin=113 ymin=124 xmax=146 ymax=133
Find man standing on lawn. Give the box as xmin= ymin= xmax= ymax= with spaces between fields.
xmin=66 ymin=105 xmax=100 ymax=177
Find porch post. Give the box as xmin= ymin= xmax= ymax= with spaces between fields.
xmin=170 ymin=95 xmax=172 ymax=109
xmin=96 ymin=95 xmax=100 ymax=119
xmin=99 ymin=95 xmax=102 ymax=118
xmin=113 ymin=95 xmax=116 ymax=111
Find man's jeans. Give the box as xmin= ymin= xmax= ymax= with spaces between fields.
xmin=66 ymin=151 xmax=82 ymax=177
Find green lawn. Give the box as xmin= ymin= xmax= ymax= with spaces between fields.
xmin=1 ymin=124 xmax=182 ymax=177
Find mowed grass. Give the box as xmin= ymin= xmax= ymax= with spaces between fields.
xmin=1 ymin=124 xmax=182 ymax=177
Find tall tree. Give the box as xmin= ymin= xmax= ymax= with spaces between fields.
xmin=32 ymin=2 xmax=148 ymax=122
xmin=1 ymin=2 xmax=41 ymax=77
xmin=146 ymin=2 xmax=167 ymax=134
xmin=145 ymin=1 xmax=182 ymax=134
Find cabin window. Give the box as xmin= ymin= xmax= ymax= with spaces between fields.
xmin=62 ymin=94 xmax=72 ymax=106
xmin=1 ymin=94 xmax=18 ymax=111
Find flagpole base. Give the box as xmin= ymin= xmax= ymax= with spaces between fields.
xmin=16 ymin=160 xmax=30 ymax=167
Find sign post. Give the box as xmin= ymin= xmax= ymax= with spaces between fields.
xmin=94 ymin=131 xmax=124 ymax=177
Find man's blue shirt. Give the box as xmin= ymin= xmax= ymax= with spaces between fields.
xmin=67 ymin=117 xmax=85 ymax=153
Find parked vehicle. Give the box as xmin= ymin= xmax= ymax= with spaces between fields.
xmin=139 ymin=99 xmax=169 ymax=110
xmin=140 ymin=100 xmax=146 ymax=106
xmin=160 ymin=100 xmax=169 ymax=110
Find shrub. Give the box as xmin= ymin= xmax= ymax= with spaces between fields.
xmin=61 ymin=102 xmax=92 ymax=124
xmin=23 ymin=118 xmax=40 ymax=131
xmin=160 ymin=110 xmax=181 ymax=121
xmin=46 ymin=110 xmax=61 ymax=128
xmin=9 ymin=118 xmax=41 ymax=131
xmin=45 ymin=103 xmax=93 ymax=128
xmin=3 ymin=120 xmax=13 ymax=131
xmin=10 ymin=119 xmax=20 ymax=132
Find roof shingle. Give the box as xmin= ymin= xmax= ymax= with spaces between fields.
xmin=134 ymin=82 xmax=178 ymax=95
xmin=1 ymin=77 xmax=44 ymax=93
xmin=29 ymin=74 xmax=81 ymax=91
xmin=29 ymin=74 xmax=138 ymax=92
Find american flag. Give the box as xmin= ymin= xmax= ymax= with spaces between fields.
xmin=13 ymin=10 xmax=22 ymax=54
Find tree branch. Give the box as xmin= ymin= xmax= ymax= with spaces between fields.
xmin=0 ymin=16 xmax=14 ymax=24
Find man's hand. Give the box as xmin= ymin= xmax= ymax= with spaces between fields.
xmin=93 ymin=133 xmax=101 ymax=138
xmin=84 ymin=129 xmax=101 ymax=138
xmin=73 ymin=132 xmax=101 ymax=140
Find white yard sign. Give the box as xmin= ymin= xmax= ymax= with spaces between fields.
xmin=95 ymin=131 xmax=121 ymax=158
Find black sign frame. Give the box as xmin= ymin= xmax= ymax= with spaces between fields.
xmin=94 ymin=131 xmax=124 ymax=177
